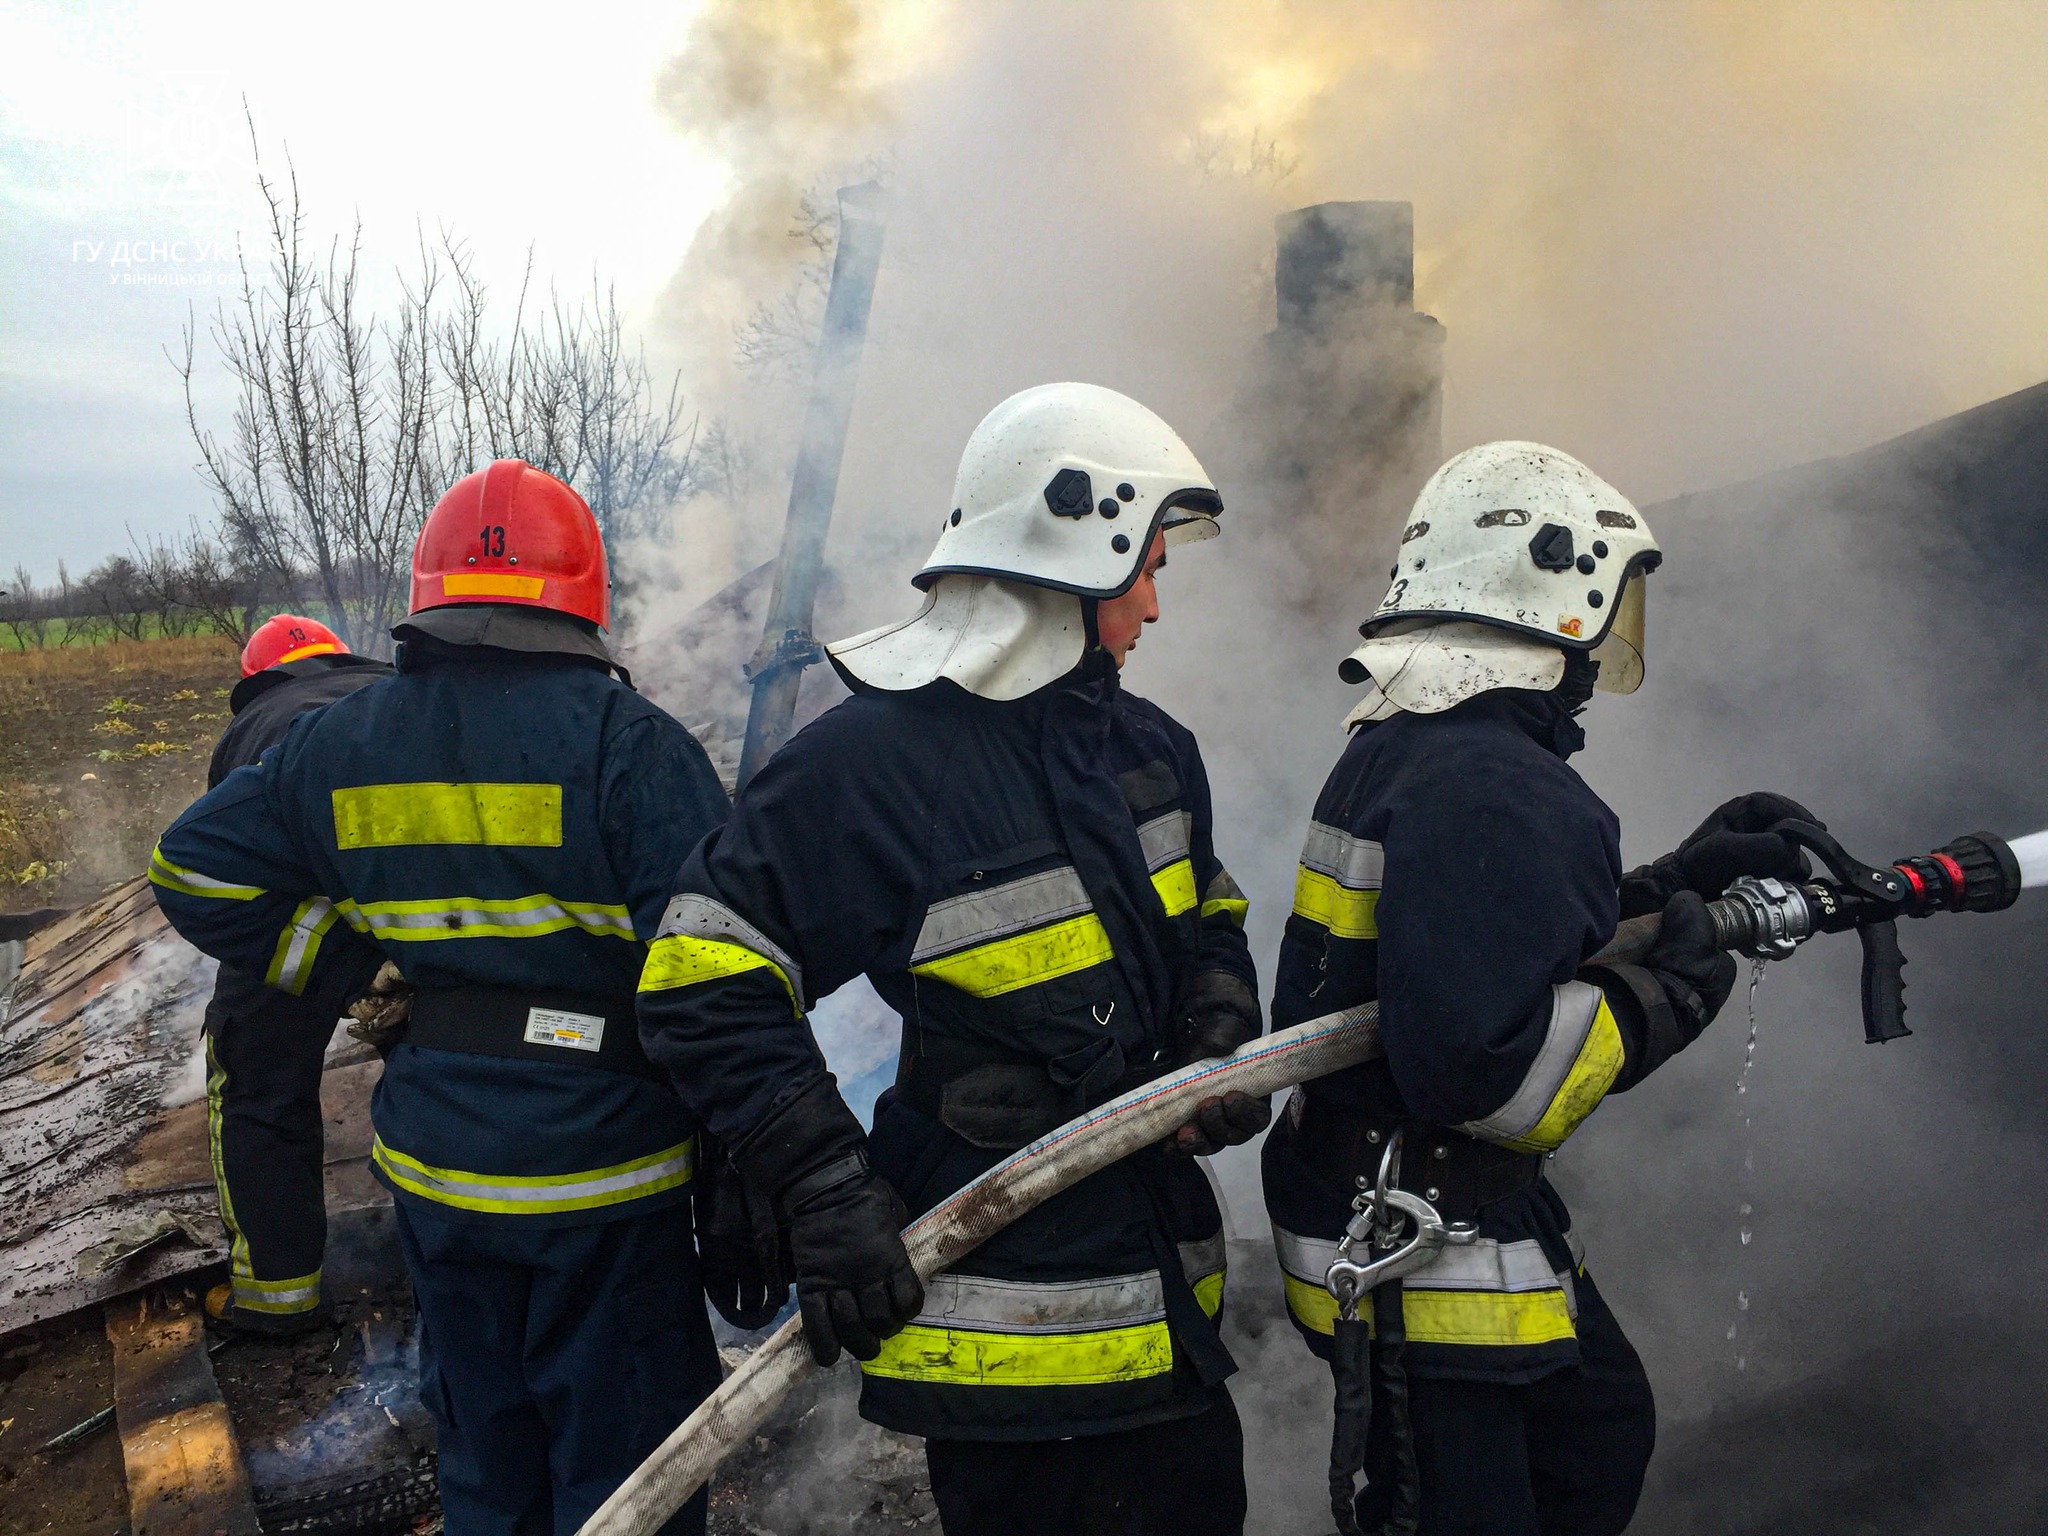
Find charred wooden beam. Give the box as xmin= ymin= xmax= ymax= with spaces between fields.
xmin=106 ymin=1289 xmax=261 ymax=1536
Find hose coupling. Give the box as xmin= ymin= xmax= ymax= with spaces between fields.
xmin=1715 ymin=874 xmax=1815 ymax=960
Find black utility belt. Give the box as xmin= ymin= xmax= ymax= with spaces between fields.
xmin=1294 ymin=1097 xmax=1542 ymax=1223
xmin=403 ymin=986 xmax=664 ymax=1082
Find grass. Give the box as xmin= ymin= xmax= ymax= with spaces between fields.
xmin=0 ymin=635 xmax=240 ymax=912
xmin=0 ymin=614 xmax=253 ymax=650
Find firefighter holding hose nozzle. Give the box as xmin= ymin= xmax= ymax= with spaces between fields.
xmin=1264 ymin=441 xmax=1820 ymax=1536
xmin=636 ymin=383 xmax=1268 ymax=1536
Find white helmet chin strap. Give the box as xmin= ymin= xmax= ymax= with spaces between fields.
xmin=827 ymin=575 xmax=1089 ymax=702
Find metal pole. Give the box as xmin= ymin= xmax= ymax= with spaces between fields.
xmin=735 ymin=182 xmax=889 ymax=790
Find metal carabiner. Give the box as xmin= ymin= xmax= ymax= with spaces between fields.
xmin=1325 ymin=1130 xmax=1480 ymax=1317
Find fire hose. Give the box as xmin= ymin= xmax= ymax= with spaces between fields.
xmin=575 ymin=826 xmax=2024 ymax=1536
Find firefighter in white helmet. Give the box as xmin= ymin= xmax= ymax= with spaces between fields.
xmin=1263 ymin=441 xmax=1819 ymax=1534
xmin=639 ymin=383 xmax=1265 ymax=1535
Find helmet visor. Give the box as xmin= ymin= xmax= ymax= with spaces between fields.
xmin=1591 ymin=575 xmax=1646 ymax=693
xmin=1159 ymin=488 xmax=1222 ymax=547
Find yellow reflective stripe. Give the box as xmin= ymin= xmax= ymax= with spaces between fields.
xmin=1284 ymin=1271 xmax=1339 ymax=1335
xmin=1492 ymin=998 xmax=1626 ymax=1154
xmin=638 ymin=933 xmax=798 ymax=1011
xmin=911 ymin=912 xmax=1115 ymax=999
xmin=1281 ymin=1272 xmax=1576 ymax=1346
xmin=233 ymin=1270 xmax=323 ymax=1315
xmin=1292 ymin=867 xmax=1380 ymax=939
xmin=1402 ymin=1287 xmax=1577 ymax=1347
xmin=442 ymin=572 xmax=546 ymax=600
xmin=1201 ymin=896 xmax=1249 ymax=925
xmin=204 ymin=1036 xmax=252 ymax=1287
xmin=149 ymin=844 xmax=264 ymax=901
xmin=272 ymin=640 xmax=342 ymax=665
xmin=1151 ymin=858 xmax=1198 ymax=917
xmin=1193 ymin=1270 xmax=1225 ymax=1319
xmin=860 ymin=1318 xmax=1174 ymax=1386
xmin=371 ymin=1136 xmax=693 ymax=1215
xmin=331 ymin=782 xmax=563 ymax=850
xmin=346 ymin=893 xmax=634 ymax=942
xmin=265 ymin=896 xmax=339 ymax=995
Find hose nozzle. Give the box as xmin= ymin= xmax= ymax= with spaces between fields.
xmin=1892 ymin=832 xmax=2022 ymax=918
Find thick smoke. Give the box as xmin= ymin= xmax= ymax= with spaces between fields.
xmin=629 ymin=5 xmax=2048 ymax=1529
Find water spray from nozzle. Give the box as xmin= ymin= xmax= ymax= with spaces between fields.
xmin=2007 ymin=829 xmax=2048 ymax=889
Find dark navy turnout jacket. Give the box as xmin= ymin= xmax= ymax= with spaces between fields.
xmin=153 ymin=639 xmax=728 ymax=1229
xmin=1263 ymin=690 xmax=1664 ymax=1383
xmin=638 ymin=651 xmax=1255 ymax=1441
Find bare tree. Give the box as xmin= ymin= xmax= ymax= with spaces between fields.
xmin=430 ymin=253 xmax=698 ymax=547
xmin=731 ymin=187 xmax=838 ymax=379
xmin=1 ymin=566 xmax=52 ymax=650
xmin=78 ymin=556 xmax=149 ymax=642
xmin=176 ymin=531 xmax=272 ymax=648
xmin=179 ymin=129 xmax=704 ymax=654
xmin=176 ymin=148 xmax=424 ymax=651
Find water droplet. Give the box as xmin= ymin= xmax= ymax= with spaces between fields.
xmin=1737 ymin=1290 xmax=1749 ymax=1311
xmin=1727 ymin=1323 xmax=1738 ymax=1340
xmin=1737 ymin=1356 xmax=1748 ymax=1372
xmin=1740 ymin=1202 xmax=1752 ymax=1217
xmin=1740 ymin=1226 xmax=1752 ymax=1245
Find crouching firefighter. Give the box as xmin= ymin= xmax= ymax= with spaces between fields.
xmin=637 ymin=383 xmax=1270 ymax=1536
xmin=1262 ymin=441 xmax=1821 ymax=1536
xmin=150 ymin=461 xmax=734 ymax=1536
xmin=198 ymin=614 xmax=392 ymax=1336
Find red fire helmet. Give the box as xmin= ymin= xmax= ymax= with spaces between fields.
xmin=241 ymin=614 xmax=349 ymax=678
xmin=409 ymin=460 xmax=609 ymax=629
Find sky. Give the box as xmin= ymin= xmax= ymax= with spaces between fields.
xmin=0 ymin=0 xmax=727 ymax=583
xmin=7 ymin=1 xmax=2048 ymax=591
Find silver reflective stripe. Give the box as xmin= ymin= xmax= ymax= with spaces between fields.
xmin=1178 ymin=1232 xmax=1227 ymax=1283
xmin=269 ymin=897 xmax=336 ymax=992
xmin=1137 ymin=810 xmax=1193 ymax=873
xmin=1273 ymin=1225 xmax=1340 ymax=1284
xmin=912 ymin=866 xmax=1093 ymax=963
xmin=234 ymin=1274 xmax=321 ymax=1312
xmin=1274 ymin=1224 xmax=1574 ymax=1296
xmin=657 ymin=894 xmax=805 ymax=1005
xmin=360 ymin=901 xmax=626 ymax=937
xmin=1300 ymin=821 xmax=1384 ymax=889
xmin=1459 ymin=981 xmax=1604 ymax=1145
xmin=375 ymin=1142 xmax=694 ymax=1206
xmin=912 ymin=1270 xmax=1167 ymax=1334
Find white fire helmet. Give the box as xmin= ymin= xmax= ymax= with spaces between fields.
xmin=1339 ymin=441 xmax=1661 ymax=725
xmin=829 ymin=383 xmax=1222 ymax=699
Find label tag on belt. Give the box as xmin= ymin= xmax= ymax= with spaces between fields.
xmin=524 ymin=1007 xmax=605 ymax=1053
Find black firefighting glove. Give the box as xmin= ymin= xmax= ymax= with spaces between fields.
xmin=692 ymin=1130 xmax=790 ymax=1331
xmin=730 ymin=1077 xmax=923 ymax=1368
xmin=1590 ymin=890 xmax=1739 ymax=1086
xmin=1165 ymin=971 xmax=1271 ymax=1157
xmin=1619 ymin=792 xmax=1823 ymax=917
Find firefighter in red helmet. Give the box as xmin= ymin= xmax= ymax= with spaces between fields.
xmin=154 ymin=461 xmax=739 ymax=1534
xmin=196 ymin=615 xmax=391 ymax=1336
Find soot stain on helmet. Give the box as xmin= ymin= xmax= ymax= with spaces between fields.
xmin=1476 ymin=507 xmax=1531 ymax=528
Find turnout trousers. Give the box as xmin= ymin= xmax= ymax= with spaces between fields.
xmin=394 ymin=1201 xmax=718 ymax=1536
xmin=203 ymin=964 xmax=339 ymax=1317
xmin=1349 ymin=1267 xmax=1655 ymax=1536
xmin=924 ymin=1389 xmax=1247 ymax=1536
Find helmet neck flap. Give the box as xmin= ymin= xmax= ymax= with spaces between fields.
xmin=830 ymin=383 xmax=1221 ymax=701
